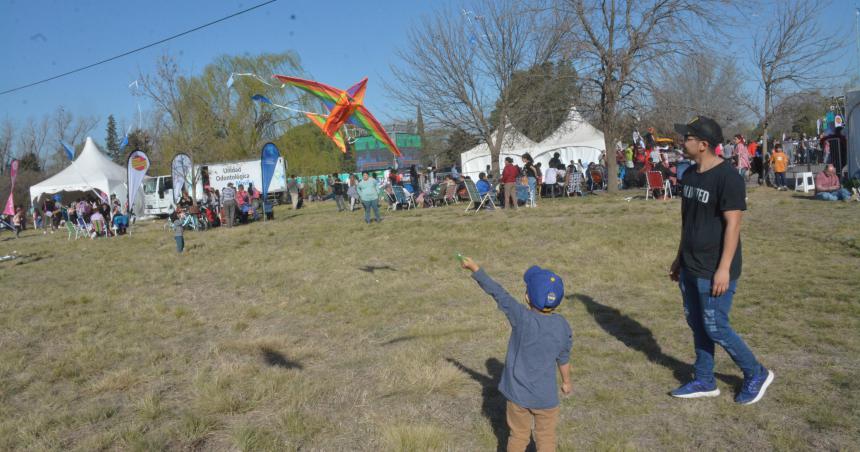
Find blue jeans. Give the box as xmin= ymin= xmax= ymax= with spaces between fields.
xmin=361 ymin=199 xmax=381 ymax=223
xmin=774 ymin=172 xmax=786 ymax=187
xmin=815 ymin=188 xmax=852 ymax=201
xmin=679 ymin=269 xmax=761 ymax=383
xmin=175 ymin=236 xmax=184 ymax=253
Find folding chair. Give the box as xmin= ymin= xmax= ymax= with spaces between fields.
xmin=443 ymin=182 xmax=458 ymax=205
xmin=429 ymin=183 xmax=446 ymax=207
xmin=392 ymin=186 xmax=415 ymax=210
xmin=76 ymin=217 xmax=92 ymax=238
xmin=589 ymin=170 xmax=606 ymax=191
xmin=91 ymin=219 xmax=107 ymax=238
xmin=645 ymin=171 xmax=672 ymax=200
xmin=566 ymin=171 xmax=583 ymax=196
xmin=463 ymin=179 xmax=496 ymax=213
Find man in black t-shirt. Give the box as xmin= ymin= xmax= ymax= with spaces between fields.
xmin=669 ymin=116 xmax=774 ymax=405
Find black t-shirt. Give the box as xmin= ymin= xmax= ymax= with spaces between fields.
xmin=679 ymin=159 xmax=746 ymax=280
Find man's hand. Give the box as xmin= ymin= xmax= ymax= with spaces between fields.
xmin=712 ymin=268 xmax=730 ymax=296
xmin=461 ymin=256 xmax=479 ymax=273
xmin=561 ymin=381 xmax=572 ymax=395
xmin=669 ymin=257 xmax=681 ymax=282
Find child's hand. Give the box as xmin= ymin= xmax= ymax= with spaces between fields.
xmin=460 ymin=256 xmax=479 ymax=272
xmin=561 ymin=381 xmax=572 ymax=395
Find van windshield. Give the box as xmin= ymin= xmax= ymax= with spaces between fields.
xmin=143 ymin=178 xmax=157 ymax=194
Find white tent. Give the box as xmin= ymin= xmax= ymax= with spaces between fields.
xmin=460 ymin=119 xmax=537 ymax=177
xmin=528 ymin=108 xmax=605 ymax=170
xmin=29 ymin=137 xmax=142 ymax=211
xmin=460 ymin=107 xmax=606 ymax=176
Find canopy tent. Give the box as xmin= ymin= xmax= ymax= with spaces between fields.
xmin=460 ymin=107 xmax=606 ymax=177
xmin=29 ymin=137 xmax=143 ymax=212
xmin=460 ymin=119 xmax=537 ymax=178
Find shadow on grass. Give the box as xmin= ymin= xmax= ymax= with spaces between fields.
xmin=382 ymin=327 xmax=484 ymax=346
xmin=358 ymin=265 xmax=397 ymax=274
xmin=790 ymin=194 xmax=819 ymax=201
xmin=573 ymin=294 xmax=742 ymax=389
xmin=447 ymin=358 xmax=519 ymax=452
xmin=259 ymin=346 xmax=303 ymax=370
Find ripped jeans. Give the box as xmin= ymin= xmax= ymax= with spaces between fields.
xmin=679 ymin=269 xmax=762 ymax=384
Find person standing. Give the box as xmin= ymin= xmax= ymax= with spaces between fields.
xmin=357 ymin=171 xmax=382 ymax=224
xmin=734 ymin=135 xmax=750 ymax=181
xmin=331 ymin=174 xmax=347 ymax=212
xmin=521 ymin=153 xmax=537 ymax=208
xmin=670 ymin=116 xmax=774 ymax=405
xmin=287 ymin=175 xmax=300 ymax=209
xmin=501 ymin=157 xmax=519 ymax=210
xmin=409 ymin=165 xmax=420 ymax=193
xmin=171 ymin=211 xmax=185 ymax=253
xmin=347 ymin=174 xmax=359 ymax=211
xmin=769 ymin=144 xmax=789 ymax=190
xmin=221 ymin=182 xmax=237 ymax=228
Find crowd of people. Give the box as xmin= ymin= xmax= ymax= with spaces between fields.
xmin=1 ymin=193 xmax=129 ymax=239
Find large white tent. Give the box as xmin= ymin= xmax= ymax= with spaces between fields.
xmin=460 ymin=107 xmax=606 ymax=176
xmin=460 ymin=119 xmax=537 ymax=177
xmin=29 ymin=137 xmax=142 ymax=211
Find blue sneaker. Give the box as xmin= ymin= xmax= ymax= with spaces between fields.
xmin=735 ymin=368 xmax=774 ymax=405
xmin=670 ymin=379 xmax=720 ymax=398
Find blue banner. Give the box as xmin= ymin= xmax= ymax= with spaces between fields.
xmin=260 ymin=142 xmax=281 ymax=199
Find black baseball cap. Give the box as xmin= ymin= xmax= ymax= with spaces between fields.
xmin=674 ymin=116 xmax=723 ymax=148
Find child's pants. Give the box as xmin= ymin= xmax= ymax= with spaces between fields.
xmin=506 ymin=400 xmax=559 ymax=452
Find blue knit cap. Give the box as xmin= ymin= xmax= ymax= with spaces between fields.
xmin=523 ymin=266 xmax=564 ymax=312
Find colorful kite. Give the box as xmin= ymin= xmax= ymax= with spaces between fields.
xmin=272 ymin=75 xmax=401 ymax=156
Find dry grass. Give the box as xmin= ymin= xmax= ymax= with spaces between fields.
xmin=1 ymin=188 xmax=858 ymax=451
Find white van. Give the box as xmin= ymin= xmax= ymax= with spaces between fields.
xmin=142 ymin=175 xmax=175 ymax=217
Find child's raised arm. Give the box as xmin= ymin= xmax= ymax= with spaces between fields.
xmin=461 ymin=256 xmax=525 ymax=326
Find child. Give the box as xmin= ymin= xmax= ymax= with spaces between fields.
xmin=171 ymin=211 xmax=185 ymax=253
xmin=460 ymin=256 xmax=572 ymax=451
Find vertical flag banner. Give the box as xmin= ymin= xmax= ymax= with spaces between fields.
xmin=127 ymin=150 xmax=150 ymax=215
xmin=3 ymin=160 xmax=19 ymax=215
xmin=260 ymin=142 xmax=281 ymax=200
xmin=60 ymin=141 xmax=75 ymax=161
xmin=171 ymin=153 xmax=193 ymax=204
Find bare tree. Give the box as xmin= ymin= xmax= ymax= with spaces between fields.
xmin=0 ymin=119 xmax=14 ymax=175
xmin=17 ymin=116 xmax=50 ymax=169
xmin=650 ymin=53 xmax=751 ymax=136
xmin=561 ymin=0 xmax=731 ymax=191
xmin=389 ymin=0 xmax=568 ymax=177
xmin=752 ymin=0 xmax=843 ymax=161
xmin=49 ymin=106 xmax=98 ymax=170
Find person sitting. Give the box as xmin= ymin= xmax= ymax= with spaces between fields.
xmin=89 ymin=209 xmax=106 ymax=238
xmin=815 ymin=164 xmax=853 ymax=201
xmin=476 ymin=172 xmax=491 ymax=198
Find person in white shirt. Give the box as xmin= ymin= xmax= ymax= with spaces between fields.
xmin=543 ymin=166 xmax=558 ymax=198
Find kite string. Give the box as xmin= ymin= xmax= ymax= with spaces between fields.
xmin=230 ymin=72 xmax=323 ymax=117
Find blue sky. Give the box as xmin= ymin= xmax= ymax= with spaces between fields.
xmin=1 ymin=0 xmax=859 ymax=145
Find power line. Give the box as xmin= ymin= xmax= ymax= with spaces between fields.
xmin=0 ymin=0 xmax=279 ymax=96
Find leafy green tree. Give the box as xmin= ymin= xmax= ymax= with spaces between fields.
xmin=489 ymin=61 xmax=580 ymax=142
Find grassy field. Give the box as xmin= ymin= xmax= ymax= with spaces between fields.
xmin=1 ymin=188 xmax=858 ymax=451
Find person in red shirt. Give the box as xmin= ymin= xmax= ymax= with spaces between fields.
xmin=501 ymin=157 xmax=520 ymax=210
xmin=814 ymin=164 xmax=853 ymax=201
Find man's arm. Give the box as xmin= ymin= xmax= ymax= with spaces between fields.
xmin=713 ymin=210 xmax=742 ymax=296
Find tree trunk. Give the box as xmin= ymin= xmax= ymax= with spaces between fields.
xmin=605 ymin=134 xmax=619 ymax=193
xmin=762 ymin=89 xmax=770 ymax=187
